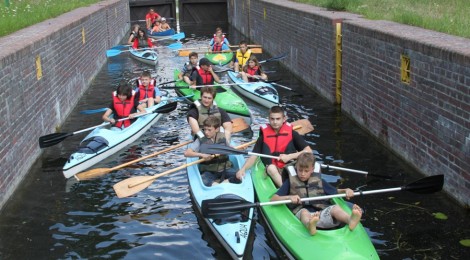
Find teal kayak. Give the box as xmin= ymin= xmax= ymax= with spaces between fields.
xmin=187 ymin=154 xmax=254 ymax=259
xmin=251 ymin=159 xmax=380 ymax=259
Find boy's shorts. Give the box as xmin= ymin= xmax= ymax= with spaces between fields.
xmin=295 ymin=205 xmax=340 ymax=229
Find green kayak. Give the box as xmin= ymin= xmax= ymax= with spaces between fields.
xmin=205 ymin=52 xmax=234 ymax=66
xmin=173 ymin=69 xmax=252 ymax=124
xmin=251 ymin=159 xmax=380 ymax=259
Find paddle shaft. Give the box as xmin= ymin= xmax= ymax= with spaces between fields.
xmin=267 ymin=188 xmax=407 ymax=206
xmin=128 ymin=139 xmax=257 ymax=188
xmin=113 ymin=141 xmax=192 ymax=172
xmin=321 ymin=164 xmax=368 ymax=175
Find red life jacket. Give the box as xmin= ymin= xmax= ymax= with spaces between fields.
xmin=112 ymin=91 xmax=136 ymax=128
xmin=260 ymin=122 xmax=295 ymax=168
xmin=137 ymin=78 xmax=156 ymax=101
xmin=212 ymin=43 xmax=222 ymax=52
xmin=197 ymin=67 xmax=214 ymax=84
xmin=246 ymin=66 xmax=260 ymax=82
xmin=213 ymin=34 xmax=226 ymax=42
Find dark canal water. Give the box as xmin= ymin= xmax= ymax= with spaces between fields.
xmin=0 ymin=24 xmax=469 ymax=259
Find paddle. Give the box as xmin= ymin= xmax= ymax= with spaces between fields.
xmin=106 ymin=42 xmax=182 ymax=57
xmin=259 ymin=52 xmax=288 ymax=64
xmin=108 ymin=42 xmax=182 ymax=51
xmin=177 ymin=47 xmax=263 ymax=57
xmin=79 ymin=95 xmax=192 ymax=115
xmin=201 ymin=174 xmax=444 ymax=219
xmin=74 ymin=117 xmax=250 ymax=180
xmin=229 ymin=45 xmax=262 ymax=48
xmin=161 ymin=81 xmax=283 ymax=90
xmin=199 ymin=143 xmax=368 ymax=175
xmin=152 ymin=32 xmax=185 ymax=41
xmin=113 ymin=139 xmax=258 ymax=198
xmin=39 ymin=102 xmax=177 ymax=148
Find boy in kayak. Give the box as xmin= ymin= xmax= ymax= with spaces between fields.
xmin=235 ymin=105 xmax=312 ymax=187
xmin=232 ymin=41 xmax=251 ymax=72
xmin=189 ymin=57 xmax=221 ymax=87
xmin=184 ymin=116 xmax=238 ymax=186
xmin=210 ymin=35 xmax=230 ymax=52
xmin=178 ymin=52 xmax=199 ymax=85
xmin=270 ymin=152 xmax=363 ymax=235
xmin=102 ymin=82 xmax=146 ymax=129
xmin=134 ymin=71 xmax=161 ymax=108
xmin=186 ymin=86 xmax=232 ymax=142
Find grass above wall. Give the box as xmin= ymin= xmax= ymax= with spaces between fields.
xmin=0 ymin=0 xmax=102 ymax=37
xmin=292 ymin=0 xmax=470 ymax=39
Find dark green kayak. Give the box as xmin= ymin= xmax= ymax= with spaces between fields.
xmin=251 ymin=159 xmax=380 ymax=259
xmin=173 ymin=69 xmax=252 ymax=124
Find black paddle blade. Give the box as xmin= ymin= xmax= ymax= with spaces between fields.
xmin=199 ymin=144 xmax=247 ymax=156
xmin=402 ymin=174 xmax=444 ymax=194
xmin=153 ymin=102 xmax=177 ymax=114
xmin=201 ymin=198 xmax=255 ymax=219
xmin=39 ymin=132 xmax=73 ymax=148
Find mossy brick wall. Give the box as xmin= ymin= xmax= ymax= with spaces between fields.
xmin=0 ymin=0 xmax=129 ymax=210
xmin=229 ymin=0 xmax=470 ymax=206
xmin=341 ymin=20 xmax=470 ymax=206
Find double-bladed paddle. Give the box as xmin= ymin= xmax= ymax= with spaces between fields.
xmin=106 ymin=42 xmax=183 ymax=57
xmin=177 ymin=47 xmax=263 ymax=57
xmin=39 ymin=102 xmax=177 ymax=148
xmin=112 ymin=119 xmax=313 ymax=198
xmin=74 ymin=117 xmax=250 ymax=180
xmin=79 ymin=94 xmax=193 ymax=115
xmin=201 ymin=174 xmax=444 ymax=219
xmin=199 ymin=143 xmax=368 ymax=175
xmin=259 ymin=52 xmax=288 ymax=64
xmin=113 ymin=139 xmax=257 ymax=198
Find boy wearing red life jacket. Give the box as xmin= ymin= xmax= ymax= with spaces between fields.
xmin=236 ymin=106 xmax=312 ymax=187
xmin=189 ymin=58 xmax=221 ymax=88
xmin=135 ymin=71 xmax=161 ymax=108
xmin=102 ymin=83 xmax=146 ymax=129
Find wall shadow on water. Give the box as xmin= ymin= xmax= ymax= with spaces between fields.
xmin=0 ymin=23 xmax=468 ymax=260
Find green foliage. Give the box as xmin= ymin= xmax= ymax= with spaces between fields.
xmin=0 ymin=0 xmax=101 ymax=37
xmin=292 ymin=0 xmax=470 ymax=38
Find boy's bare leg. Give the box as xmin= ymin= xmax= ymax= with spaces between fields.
xmin=266 ymin=164 xmax=282 ymax=187
xmin=348 ymin=204 xmax=362 ymax=231
xmin=307 ymin=211 xmax=320 ymax=235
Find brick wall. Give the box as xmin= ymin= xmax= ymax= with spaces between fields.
xmin=229 ymin=0 xmax=470 ymax=206
xmin=0 ymin=0 xmax=129 ymax=210
xmin=341 ymin=20 xmax=470 ymax=206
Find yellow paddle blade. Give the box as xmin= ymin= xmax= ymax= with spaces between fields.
xmin=113 ymin=176 xmax=156 ymax=198
xmin=232 ymin=117 xmax=250 ymax=133
xmin=249 ymin=47 xmax=262 ymax=54
xmin=292 ymin=119 xmax=314 ymax=135
xmin=75 ymin=140 xmax=193 ymax=181
xmin=75 ymin=168 xmax=112 ymax=181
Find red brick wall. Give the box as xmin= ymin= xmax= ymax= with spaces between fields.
xmin=0 ymin=0 xmax=129 ymax=209
xmin=229 ymin=0 xmax=470 ymax=206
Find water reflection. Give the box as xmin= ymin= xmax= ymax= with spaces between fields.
xmin=0 ymin=23 xmax=468 ymax=260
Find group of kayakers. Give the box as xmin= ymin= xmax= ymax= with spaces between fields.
xmin=105 ymin=20 xmax=364 ymax=237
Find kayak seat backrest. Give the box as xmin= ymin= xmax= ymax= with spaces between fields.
xmin=255 ymin=86 xmax=276 ymax=96
xmin=77 ymin=136 xmax=109 ymax=154
xmin=212 ymin=194 xmax=250 ymax=225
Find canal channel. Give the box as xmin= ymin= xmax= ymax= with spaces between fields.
xmin=0 ymin=24 xmax=468 ymax=259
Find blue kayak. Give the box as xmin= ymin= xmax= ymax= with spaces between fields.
xmin=63 ymin=100 xmax=170 ymax=179
xmin=227 ymin=70 xmax=279 ymax=108
xmin=129 ymin=47 xmax=158 ymax=66
xmin=187 ymin=154 xmax=254 ymax=259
